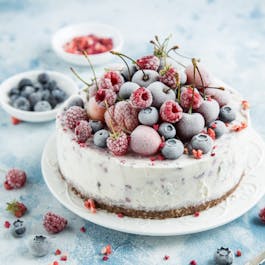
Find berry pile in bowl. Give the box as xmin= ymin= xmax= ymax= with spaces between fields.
xmin=0 ymin=70 xmax=78 ymax=122
xmin=52 ymin=23 xmax=123 ymax=66
xmin=60 ymin=36 xmax=249 ymax=160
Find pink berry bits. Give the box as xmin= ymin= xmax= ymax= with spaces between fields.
xmin=160 ymin=100 xmax=183 ymax=123
xmin=259 ymin=207 xmax=265 ymax=223
xmin=130 ymin=87 xmax=153 ymax=109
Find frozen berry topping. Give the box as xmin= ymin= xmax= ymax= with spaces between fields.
xmin=43 ymin=212 xmax=67 ymax=234
xmin=65 ymin=106 xmax=88 ymax=129
xmin=136 ymin=55 xmax=160 ymax=71
xmin=160 ymin=100 xmax=183 ymax=123
xmin=130 ymin=87 xmax=153 ymax=109
xmin=107 ymin=132 xmax=129 ymax=156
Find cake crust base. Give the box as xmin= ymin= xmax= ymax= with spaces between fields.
xmin=60 ymin=169 xmax=244 ymax=219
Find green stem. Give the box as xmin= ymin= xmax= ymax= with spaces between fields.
xmin=195 ymin=64 xmax=205 ymax=99
xmin=70 ymin=67 xmax=93 ymax=87
xmin=116 ymin=54 xmax=132 ymax=81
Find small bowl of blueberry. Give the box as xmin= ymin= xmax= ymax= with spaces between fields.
xmin=0 ymin=70 xmax=78 ymax=122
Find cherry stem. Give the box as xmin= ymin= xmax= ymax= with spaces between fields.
xmin=192 ymin=58 xmax=205 ymax=99
xmin=173 ymin=50 xmax=193 ymax=60
xmin=70 ymin=67 xmax=93 ymax=87
xmin=167 ymin=55 xmax=186 ymax=68
xmin=177 ymin=81 xmax=181 ymax=103
xmin=104 ymin=100 xmax=118 ymax=138
xmin=189 ymin=63 xmax=196 ymax=114
xmin=115 ymin=53 xmax=132 ymax=81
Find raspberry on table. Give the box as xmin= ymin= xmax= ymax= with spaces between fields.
xmin=136 ymin=55 xmax=160 ymax=71
xmin=160 ymin=100 xmax=183 ymax=123
xmin=4 ymin=168 xmax=27 ymax=189
xmin=107 ymin=132 xmax=129 ymax=156
xmin=43 ymin=212 xmax=68 ymax=234
xmin=65 ymin=106 xmax=88 ymax=129
xmin=130 ymin=87 xmax=153 ymax=109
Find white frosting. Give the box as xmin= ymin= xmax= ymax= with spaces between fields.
xmin=56 ymin=83 xmax=250 ymax=212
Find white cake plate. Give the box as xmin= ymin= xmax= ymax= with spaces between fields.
xmin=41 ymin=129 xmax=265 ymax=236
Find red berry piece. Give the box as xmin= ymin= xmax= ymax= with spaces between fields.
xmin=6 ymin=200 xmax=27 ymax=217
xmin=101 ymin=244 xmax=112 ymax=255
xmin=55 ymin=249 xmax=62 ymax=255
xmin=43 ymin=212 xmax=68 ymax=234
xmin=102 ymin=256 xmax=109 ymax=261
xmin=235 ymin=250 xmax=242 ymax=257
xmin=84 ymin=199 xmax=97 ymax=213
xmin=4 ymin=221 xmax=11 ymax=228
xmin=53 ymin=261 xmax=59 ymax=265
xmin=75 ymin=120 xmax=92 ymax=143
xmin=103 ymin=71 xmax=124 ymax=92
xmin=11 ymin=116 xmax=21 ymax=125
xmin=259 ymin=207 xmax=265 ymax=223
xmin=180 ymin=86 xmax=203 ymax=110
xmin=65 ymin=106 xmax=88 ymax=129
xmin=130 ymin=87 xmax=153 ymax=109
xmin=80 ymin=226 xmax=86 ymax=233
xmin=95 ymin=88 xmax=117 ymax=107
xmin=117 ymin=213 xmax=124 ymax=218
xmin=163 ymin=255 xmax=170 ymax=260
xmin=194 ymin=211 xmax=200 ymax=217
xmin=60 ymin=255 xmax=67 ymax=261
xmin=160 ymin=100 xmax=183 ymax=123
xmin=190 ymin=260 xmax=197 ymax=265
xmin=159 ymin=67 xmax=179 ymax=89
xmin=136 ymin=55 xmax=160 ymax=71
xmin=107 ymin=132 xmax=129 ymax=156
xmin=5 ymin=168 xmax=27 ymax=189
xmin=192 ymin=149 xmax=203 ymax=159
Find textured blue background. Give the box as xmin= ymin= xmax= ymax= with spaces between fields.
xmin=0 ymin=0 xmax=265 ymax=264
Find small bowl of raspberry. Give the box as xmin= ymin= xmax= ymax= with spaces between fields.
xmin=52 ymin=23 xmax=123 ymax=66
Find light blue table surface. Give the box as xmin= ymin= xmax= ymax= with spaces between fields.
xmin=0 ymin=0 xmax=265 ymax=264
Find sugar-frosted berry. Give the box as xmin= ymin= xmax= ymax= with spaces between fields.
xmin=130 ymin=125 xmax=161 ymax=156
xmin=180 ymin=86 xmax=203 ymax=110
xmin=95 ymin=88 xmax=117 ymax=107
xmin=11 ymin=219 xmax=26 ymax=238
xmin=28 ymin=235 xmax=51 ymax=257
xmin=89 ymin=120 xmax=104 ymax=133
xmin=208 ymin=120 xmax=227 ymax=138
xmin=190 ymin=133 xmax=213 ymax=154
xmin=136 ymin=55 xmax=160 ymax=71
xmin=196 ymin=98 xmax=220 ymax=125
xmin=13 ymin=97 xmax=30 ymax=111
xmin=86 ymin=96 xmax=106 ymax=122
xmin=130 ymin=87 xmax=153 ymax=109
xmin=180 ymin=70 xmax=187 ymax=85
xmin=161 ymin=138 xmax=184 ymax=159
xmin=214 ymin=247 xmax=234 ymax=265
xmin=132 ymin=70 xmax=159 ymax=87
xmin=21 ymin=85 xmax=35 ymax=98
xmin=175 ymin=113 xmax=205 ymax=140
xmin=147 ymin=81 xmax=176 ymax=108
xmin=34 ymin=100 xmax=52 ymax=112
xmin=93 ymin=129 xmax=110 ymax=148
xmin=121 ymin=65 xmax=137 ymax=81
xmin=205 ymin=88 xmax=230 ymax=107
xmin=185 ymin=63 xmax=211 ymax=87
xmin=37 ymin=73 xmax=50 ymax=84
xmin=75 ymin=120 xmax=92 ymax=143
xmin=138 ymin=107 xmax=159 ymax=126
xmin=158 ymin=122 xmax=176 ymax=140
xmin=160 ymin=100 xmax=183 ymax=123
xmin=5 ymin=168 xmax=27 ymax=189
xmin=43 ymin=212 xmax=67 ymax=234
xmin=65 ymin=106 xmax=88 ymax=129
xmin=118 ymin=82 xmax=139 ymax=99
xmin=65 ymin=96 xmax=84 ymax=110
xmin=159 ymin=66 xmax=179 ymax=89
xmin=103 ymin=71 xmax=124 ymax=92
xmin=219 ymin=105 xmax=236 ymax=123
xmin=107 ymin=132 xmax=129 ymax=156
xmin=18 ymin=78 xmax=33 ymax=89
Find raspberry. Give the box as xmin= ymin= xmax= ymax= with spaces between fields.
xmin=65 ymin=106 xmax=88 ymax=129
xmin=180 ymin=86 xmax=203 ymax=109
xmin=43 ymin=212 xmax=68 ymax=234
xmin=259 ymin=207 xmax=265 ymax=223
xmin=159 ymin=67 xmax=179 ymax=89
xmin=107 ymin=132 xmax=129 ymax=156
xmin=6 ymin=200 xmax=27 ymax=217
xmin=103 ymin=71 xmax=124 ymax=92
xmin=130 ymin=87 xmax=153 ymax=109
xmin=75 ymin=120 xmax=92 ymax=143
xmin=160 ymin=100 xmax=183 ymax=123
xmin=104 ymin=101 xmax=139 ymax=132
xmin=4 ymin=168 xmax=27 ymax=189
xmin=136 ymin=55 xmax=160 ymax=71
xmin=84 ymin=199 xmax=97 ymax=213
xmin=98 ymin=78 xmax=113 ymax=90
xmin=95 ymin=88 xmax=117 ymax=107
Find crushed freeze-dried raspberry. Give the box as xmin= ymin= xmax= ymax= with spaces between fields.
xmin=60 ymin=255 xmax=67 ymax=261
xmin=11 ymin=117 xmax=21 ymax=125
xmin=194 ymin=212 xmax=200 ymax=217
xmin=235 ymin=250 xmax=242 ymax=257
xmin=4 ymin=221 xmax=10 ymax=228
xmin=207 ymin=128 xmax=216 ymax=140
xmin=241 ymin=100 xmax=249 ymax=110
xmin=55 ymin=249 xmax=61 ymax=255
xmin=80 ymin=226 xmax=86 ymax=233
xmin=102 ymin=256 xmax=109 ymax=261
xmin=101 ymin=244 xmax=112 ymax=255
xmin=117 ymin=213 xmax=124 ymax=218
xmin=163 ymin=255 xmax=170 ymax=260
xmin=84 ymin=199 xmax=97 ymax=213
xmin=192 ymin=149 xmax=203 ymax=159
xmin=190 ymin=260 xmax=197 ymax=265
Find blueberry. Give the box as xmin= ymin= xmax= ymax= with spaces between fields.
xmin=190 ymin=133 xmax=213 ymax=154
xmin=47 ymin=80 xmax=57 ymax=90
xmin=47 ymin=95 xmax=58 ymax=108
xmin=29 ymin=92 xmax=43 ymax=107
xmin=118 ymin=82 xmax=139 ymax=99
xmin=161 ymin=138 xmax=184 ymax=159
xmin=51 ymin=88 xmax=67 ymax=103
xmin=28 ymin=235 xmax=50 ymax=257
xmin=41 ymin=89 xmax=50 ymax=100
xmin=89 ymin=120 xmax=104 ymax=133
xmin=132 ymin=70 xmax=159 ymax=87
xmin=21 ymin=85 xmax=35 ymax=98
xmin=37 ymin=73 xmax=49 ymax=84
xmin=18 ymin=78 xmax=33 ymax=89
xmin=158 ymin=122 xmax=176 ymax=139
xmin=65 ymin=96 xmax=84 ymax=110
xmin=8 ymin=87 xmax=20 ymax=97
xmin=13 ymin=97 xmax=31 ymax=111
xmin=9 ymin=94 xmax=20 ymax=104
xmin=208 ymin=120 xmax=227 ymax=138
xmin=219 ymin=105 xmax=236 ymax=123
xmin=93 ymin=129 xmax=109 ymax=148
xmin=121 ymin=65 xmax=137 ymax=81
xmin=34 ymin=85 xmax=43 ymax=92
xmin=214 ymin=247 xmax=234 ymax=265
xmin=11 ymin=219 xmax=26 ymax=238
xmin=34 ymin=101 xmax=52 ymax=112
xmin=138 ymin=107 xmax=159 ymax=126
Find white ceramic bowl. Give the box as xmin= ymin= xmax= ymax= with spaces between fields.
xmin=0 ymin=70 xmax=78 ymax=122
xmin=52 ymin=23 xmax=123 ymax=66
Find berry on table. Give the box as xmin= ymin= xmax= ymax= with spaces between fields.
xmin=43 ymin=212 xmax=67 ymax=234
xmin=158 ymin=122 xmax=176 ymax=140
xmin=159 ymin=66 xmax=179 ymax=89
xmin=28 ymin=235 xmax=51 ymax=257
xmin=4 ymin=168 xmax=27 ymax=189
xmin=12 ymin=97 xmax=31 ymax=111
xmin=130 ymin=87 xmax=153 ymax=109
xmin=11 ymin=219 xmax=26 ymax=238
xmin=219 ymin=105 xmax=236 ymax=123
xmin=11 ymin=116 xmax=21 ymax=125
xmin=75 ymin=120 xmax=92 ymax=143
xmin=208 ymin=120 xmax=227 ymax=138
xmin=147 ymin=81 xmax=176 ymax=108
xmin=235 ymin=250 xmax=242 ymax=257
xmin=89 ymin=120 xmax=104 ymax=133
xmin=138 ymin=107 xmax=159 ymax=126
xmin=136 ymin=55 xmax=160 ymax=71
xmin=93 ymin=129 xmax=110 ymax=148
xmin=160 ymin=100 xmax=183 ymax=123
xmin=4 ymin=221 xmax=11 ymax=228
xmin=190 ymin=133 xmax=213 ymax=154
xmin=101 ymin=244 xmax=112 ymax=255
xmin=65 ymin=106 xmax=88 ymax=129
xmin=6 ymin=200 xmax=27 ymax=218
xmin=118 ymin=82 xmax=139 ymax=99
xmin=131 ymin=69 xmax=159 ymax=87
xmin=34 ymin=100 xmax=52 ymax=112
xmin=259 ymin=207 xmax=265 ymax=223
xmin=161 ymin=138 xmax=184 ymax=159
xmin=55 ymin=249 xmax=62 ymax=255
xmin=107 ymin=132 xmax=129 ymax=156
xmin=190 ymin=260 xmax=197 ymax=265
xmin=180 ymin=86 xmax=203 ymax=110
xmin=214 ymin=247 xmax=234 ymax=265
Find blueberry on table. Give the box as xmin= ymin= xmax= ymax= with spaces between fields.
xmin=219 ymin=105 xmax=236 ymax=123
xmin=138 ymin=107 xmax=159 ymax=126
xmin=13 ymin=97 xmax=31 ymax=111
xmin=11 ymin=219 xmax=26 ymax=238
xmin=93 ymin=129 xmax=110 ymax=148
xmin=158 ymin=122 xmax=176 ymax=140
xmin=214 ymin=247 xmax=234 ymax=265
xmin=28 ymin=235 xmax=50 ymax=257
xmin=161 ymin=138 xmax=184 ymax=159
xmin=21 ymin=85 xmax=35 ymax=98
xmin=37 ymin=73 xmax=50 ymax=84
xmin=34 ymin=100 xmax=52 ymax=112
xmin=89 ymin=120 xmax=104 ymax=133
xmin=190 ymin=133 xmax=213 ymax=154
xmin=18 ymin=78 xmax=33 ymax=89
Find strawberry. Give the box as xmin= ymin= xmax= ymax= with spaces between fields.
xmin=6 ymin=201 xmax=27 ymax=217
